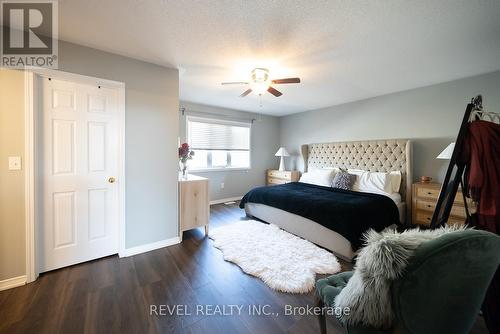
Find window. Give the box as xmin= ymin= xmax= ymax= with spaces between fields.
xmin=187 ymin=116 xmax=251 ymax=170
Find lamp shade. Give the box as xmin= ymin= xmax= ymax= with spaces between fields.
xmin=275 ymin=147 xmax=290 ymax=157
xmin=436 ymin=142 xmax=455 ymax=160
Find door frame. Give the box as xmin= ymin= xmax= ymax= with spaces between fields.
xmin=24 ymin=68 xmax=126 ymax=283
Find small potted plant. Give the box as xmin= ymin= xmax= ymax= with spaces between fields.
xmin=178 ymin=143 xmax=194 ymax=178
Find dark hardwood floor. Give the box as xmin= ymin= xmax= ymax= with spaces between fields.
xmin=0 ymin=202 xmax=489 ymax=334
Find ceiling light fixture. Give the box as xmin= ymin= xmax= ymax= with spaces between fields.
xmin=249 ymin=68 xmax=270 ymax=95
xmin=221 ymin=68 xmax=300 ymax=99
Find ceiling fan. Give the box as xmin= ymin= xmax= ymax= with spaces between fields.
xmin=221 ymin=68 xmax=300 ymax=97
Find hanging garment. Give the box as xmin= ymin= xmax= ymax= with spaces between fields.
xmin=462 ymin=120 xmax=500 ymax=232
xmin=462 ymin=119 xmax=500 ymax=334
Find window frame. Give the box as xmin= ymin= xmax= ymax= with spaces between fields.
xmin=185 ymin=115 xmax=252 ymax=172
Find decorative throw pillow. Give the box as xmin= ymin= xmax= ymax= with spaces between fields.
xmin=331 ymin=170 xmax=355 ymax=190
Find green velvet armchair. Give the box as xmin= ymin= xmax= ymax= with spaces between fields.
xmin=315 ymin=229 xmax=500 ymax=334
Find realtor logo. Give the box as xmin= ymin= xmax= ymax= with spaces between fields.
xmin=1 ymin=0 xmax=58 ymax=68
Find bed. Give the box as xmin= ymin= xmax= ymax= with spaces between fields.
xmin=241 ymin=139 xmax=413 ymax=261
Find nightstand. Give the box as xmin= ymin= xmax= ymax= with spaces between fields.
xmin=266 ymin=169 xmax=300 ymax=185
xmin=179 ymin=174 xmax=209 ymax=240
xmin=412 ymin=182 xmax=473 ymax=227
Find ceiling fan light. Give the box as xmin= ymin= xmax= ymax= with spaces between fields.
xmin=251 ymin=81 xmax=269 ymax=95
xmin=249 ymin=68 xmax=270 ymax=95
xmin=251 ymin=68 xmax=269 ymax=82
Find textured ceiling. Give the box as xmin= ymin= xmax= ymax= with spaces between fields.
xmin=58 ymin=0 xmax=500 ymax=116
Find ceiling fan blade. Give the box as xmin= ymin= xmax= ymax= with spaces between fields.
xmin=271 ymin=77 xmax=301 ymax=84
xmin=240 ymin=88 xmax=253 ymax=97
xmin=267 ymin=86 xmax=283 ymax=97
xmin=221 ymin=81 xmax=249 ymax=85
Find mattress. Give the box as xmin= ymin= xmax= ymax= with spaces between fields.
xmin=245 ymin=201 xmax=405 ymax=261
xmin=240 ymin=182 xmax=400 ymax=250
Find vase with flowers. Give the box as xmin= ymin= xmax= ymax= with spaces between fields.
xmin=178 ymin=143 xmax=194 ymax=178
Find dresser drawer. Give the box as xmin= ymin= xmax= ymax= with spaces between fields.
xmin=447 ymin=216 xmax=466 ymax=226
xmin=416 ymin=185 xmax=469 ymax=204
xmin=416 ymin=199 xmax=436 ymax=212
xmin=450 ymin=205 xmax=467 ymax=218
xmin=267 ymin=170 xmax=292 ymax=179
xmin=416 ymin=198 xmax=466 ymax=217
xmin=267 ymin=177 xmax=288 ymax=185
xmin=416 ymin=186 xmax=441 ymax=200
xmin=416 ymin=213 xmax=467 ymax=227
xmin=412 ymin=182 xmax=474 ymax=227
xmin=266 ymin=170 xmax=300 ymax=185
xmin=415 ymin=211 xmax=433 ymax=226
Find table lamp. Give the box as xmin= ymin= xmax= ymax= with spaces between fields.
xmin=436 ymin=142 xmax=455 ymax=160
xmin=275 ymin=147 xmax=290 ymax=171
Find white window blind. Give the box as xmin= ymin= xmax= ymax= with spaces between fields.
xmin=188 ymin=117 xmax=250 ymax=151
xmin=186 ymin=116 xmax=251 ymax=170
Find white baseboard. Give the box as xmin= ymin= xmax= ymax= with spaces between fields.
xmin=0 ymin=275 xmax=27 ymax=291
xmin=210 ymin=196 xmax=243 ymax=205
xmin=119 ymin=237 xmax=181 ymax=258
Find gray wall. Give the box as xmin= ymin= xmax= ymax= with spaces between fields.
xmin=179 ymin=101 xmax=280 ymax=201
xmin=280 ymin=71 xmax=500 ymax=182
xmin=58 ymin=41 xmax=180 ymax=248
xmin=0 ymin=41 xmax=179 ymax=282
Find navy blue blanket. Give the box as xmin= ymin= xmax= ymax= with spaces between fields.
xmin=240 ymin=182 xmax=399 ymax=250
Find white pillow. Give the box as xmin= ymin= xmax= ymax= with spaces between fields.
xmin=347 ymin=169 xmax=402 ymax=194
xmin=347 ymin=169 xmax=394 ymax=195
xmin=347 ymin=169 xmax=365 ymax=191
xmin=347 ymin=169 xmax=365 ymax=176
xmin=389 ymin=171 xmax=402 ymax=193
xmin=299 ymin=168 xmax=337 ymax=187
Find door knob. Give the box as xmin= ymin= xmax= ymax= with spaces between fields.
xmin=108 ymin=177 xmax=116 ymax=183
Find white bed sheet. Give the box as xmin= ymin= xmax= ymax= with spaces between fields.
xmin=386 ymin=192 xmax=402 ymax=204
xmin=353 ymin=189 xmax=401 ymax=204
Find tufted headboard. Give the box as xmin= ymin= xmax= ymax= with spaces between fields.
xmin=301 ymin=139 xmax=413 ymax=221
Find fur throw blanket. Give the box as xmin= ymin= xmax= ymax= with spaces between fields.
xmin=334 ymin=226 xmax=468 ymax=329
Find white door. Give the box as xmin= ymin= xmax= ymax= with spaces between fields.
xmin=40 ymin=77 xmax=121 ymax=272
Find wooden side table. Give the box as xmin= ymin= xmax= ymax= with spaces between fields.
xmin=266 ymin=169 xmax=300 ymax=185
xmin=179 ymin=174 xmax=209 ymax=240
xmin=412 ymin=182 xmax=473 ymax=227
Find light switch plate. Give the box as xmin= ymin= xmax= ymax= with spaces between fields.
xmin=8 ymin=156 xmax=22 ymax=170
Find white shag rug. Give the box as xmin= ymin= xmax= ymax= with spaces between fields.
xmin=209 ymin=220 xmax=341 ymax=293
